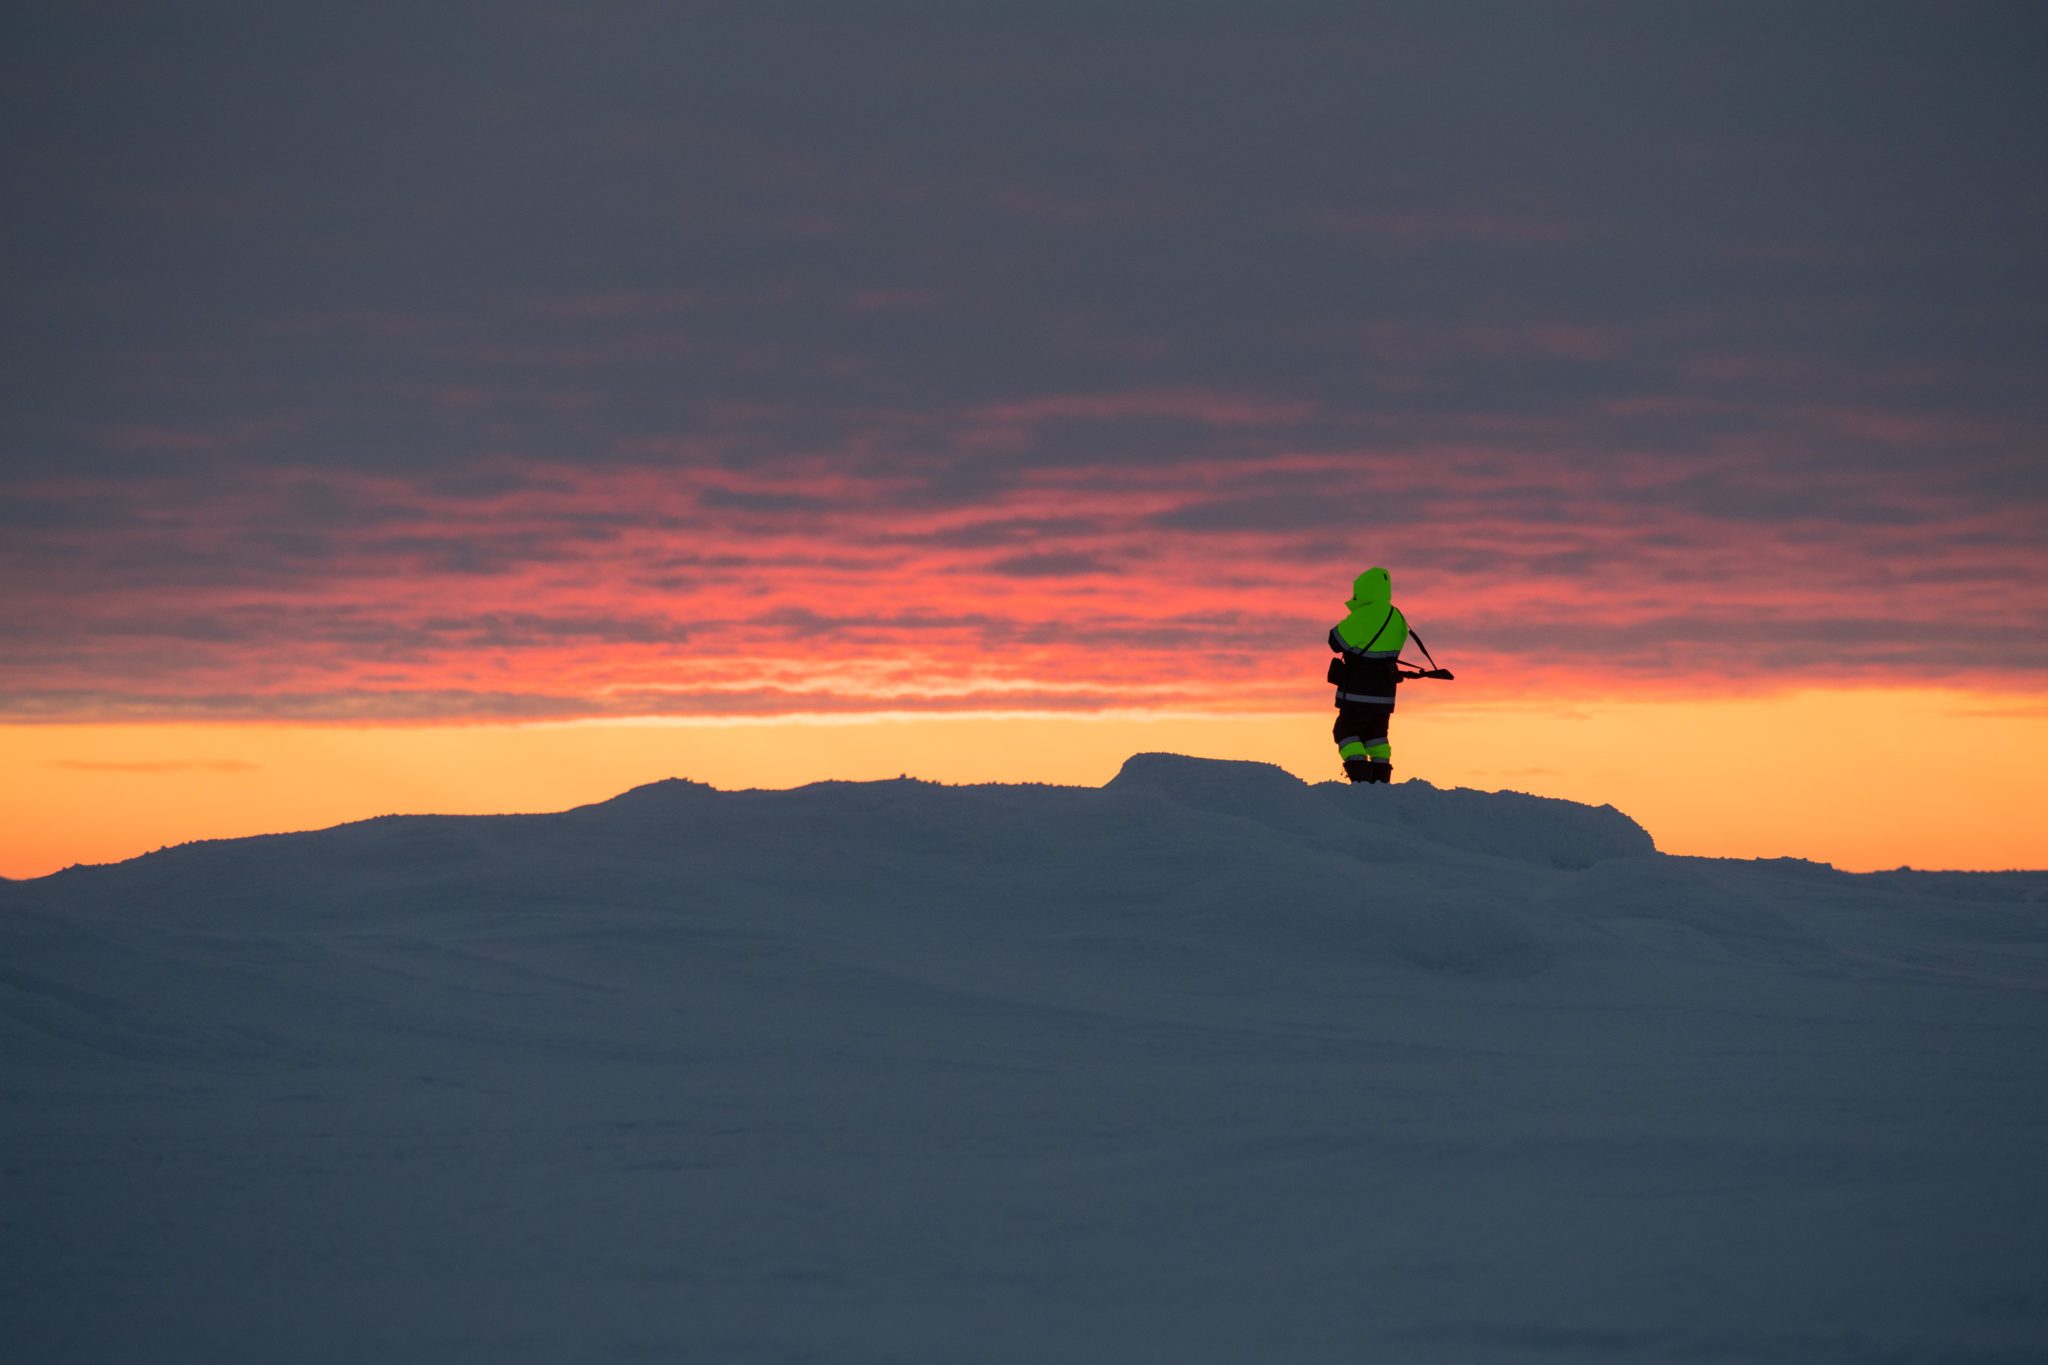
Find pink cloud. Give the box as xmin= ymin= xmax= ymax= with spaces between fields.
xmin=974 ymin=389 xmax=1314 ymax=426
xmin=4 ymin=434 xmax=2042 ymax=723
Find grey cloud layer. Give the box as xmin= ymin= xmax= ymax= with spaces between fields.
xmin=2 ymin=3 xmax=2045 ymax=704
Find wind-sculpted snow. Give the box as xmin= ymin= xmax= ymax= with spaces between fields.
xmin=1111 ymin=751 xmax=1658 ymax=868
xmin=3 ymin=756 xmax=2046 ymax=1362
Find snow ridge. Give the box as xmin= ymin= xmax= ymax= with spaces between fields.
xmin=2 ymin=755 xmax=2045 ymax=1362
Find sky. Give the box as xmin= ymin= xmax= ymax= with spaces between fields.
xmin=3 ymin=3 xmax=2046 ymax=874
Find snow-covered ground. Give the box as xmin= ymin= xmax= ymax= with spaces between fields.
xmin=4 ymin=753 xmax=2045 ymax=1362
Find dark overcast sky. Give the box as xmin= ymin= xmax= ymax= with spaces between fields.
xmin=3 ymin=3 xmax=2045 ymax=719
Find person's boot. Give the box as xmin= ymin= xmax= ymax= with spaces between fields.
xmin=1343 ymin=757 xmax=1392 ymax=785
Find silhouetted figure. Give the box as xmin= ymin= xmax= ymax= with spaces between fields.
xmin=1328 ymin=567 xmax=1407 ymax=784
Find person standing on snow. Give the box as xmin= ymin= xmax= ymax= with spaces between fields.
xmin=1327 ymin=566 xmax=1411 ymax=784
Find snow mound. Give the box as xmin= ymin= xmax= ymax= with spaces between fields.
xmin=3 ymin=754 xmax=2046 ymax=1362
xmin=1107 ymin=751 xmax=1655 ymax=868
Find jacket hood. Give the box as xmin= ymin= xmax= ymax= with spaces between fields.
xmin=1346 ymin=567 xmax=1391 ymax=610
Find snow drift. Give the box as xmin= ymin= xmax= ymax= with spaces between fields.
xmin=3 ymin=754 xmax=2045 ymax=1362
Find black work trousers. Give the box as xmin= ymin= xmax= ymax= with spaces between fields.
xmin=1333 ymin=701 xmax=1393 ymax=756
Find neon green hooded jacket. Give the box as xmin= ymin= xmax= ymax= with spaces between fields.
xmin=1332 ymin=567 xmax=1407 ymax=657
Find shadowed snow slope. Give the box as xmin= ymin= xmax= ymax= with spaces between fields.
xmin=3 ymin=754 xmax=2045 ymax=1362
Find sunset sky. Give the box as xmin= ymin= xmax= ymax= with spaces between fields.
xmin=3 ymin=5 xmax=2045 ymax=875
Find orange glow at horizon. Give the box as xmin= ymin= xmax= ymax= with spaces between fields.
xmin=3 ymin=686 xmax=2044 ymax=880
